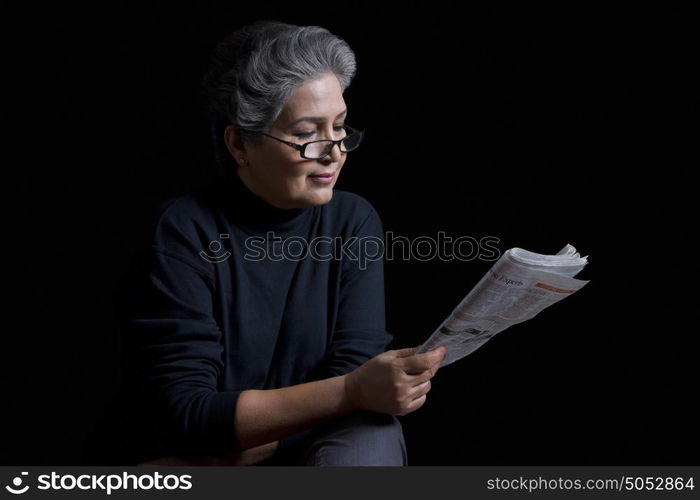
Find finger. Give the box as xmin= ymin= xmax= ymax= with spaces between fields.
xmin=408 ymin=379 xmax=431 ymax=400
xmin=403 ymin=394 xmax=427 ymax=414
xmin=405 ymin=369 xmax=434 ymax=387
xmin=398 ymin=346 xmax=446 ymax=374
xmin=391 ymin=346 xmax=421 ymax=358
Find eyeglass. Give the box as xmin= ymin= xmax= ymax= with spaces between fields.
xmin=242 ymin=124 xmax=364 ymax=160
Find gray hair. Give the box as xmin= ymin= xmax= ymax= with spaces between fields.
xmin=202 ymin=20 xmax=357 ymax=169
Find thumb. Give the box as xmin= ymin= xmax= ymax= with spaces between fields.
xmin=427 ymin=345 xmax=447 ymax=363
xmin=392 ymin=346 xmax=422 ymax=358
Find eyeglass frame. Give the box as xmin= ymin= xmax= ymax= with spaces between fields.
xmin=239 ymin=124 xmax=364 ymax=160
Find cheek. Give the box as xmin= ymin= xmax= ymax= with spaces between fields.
xmin=262 ymin=151 xmax=304 ymax=185
xmin=276 ymin=164 xmax=310 ymax=196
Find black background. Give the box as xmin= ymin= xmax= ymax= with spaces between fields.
xmin=3 ymin=3 xmax=698 ymax=465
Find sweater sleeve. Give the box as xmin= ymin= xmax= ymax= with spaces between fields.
xmin=320 ymin=206 xmax=393 ymax=377
xmin=122 ymin=246 xmax=242 ymax=456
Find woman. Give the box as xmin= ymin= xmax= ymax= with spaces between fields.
xmin=120 ymin=20 xmax=446 ymax=466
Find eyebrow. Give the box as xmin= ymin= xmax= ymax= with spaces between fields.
xmin=289 ymin=109 xmax=347 ymax=126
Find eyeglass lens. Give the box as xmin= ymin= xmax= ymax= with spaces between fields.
xmin=304 ymin=131 xmax=362 ymax=159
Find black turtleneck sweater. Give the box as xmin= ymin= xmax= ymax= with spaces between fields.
xmin=118 ymin=169 xmax=392 ymax=460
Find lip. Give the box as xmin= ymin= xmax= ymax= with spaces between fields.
xmin=308 ymin=172 xmax=336 ymax=184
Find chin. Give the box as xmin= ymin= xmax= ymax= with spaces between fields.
xmin=311 ymin=189 xmax=334 ymax=205
xmin=300 ymin=188 xmax=334 ymax=207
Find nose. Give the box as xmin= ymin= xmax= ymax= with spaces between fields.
xmin=320 ymin=140 xmax=343 ymax=163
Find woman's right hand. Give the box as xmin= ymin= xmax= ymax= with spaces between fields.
xmin=344 ymin=345 xmax=447 ymax=416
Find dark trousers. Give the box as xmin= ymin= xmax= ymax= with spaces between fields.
xmin=257 ymin=411 xmax=407 ymax=466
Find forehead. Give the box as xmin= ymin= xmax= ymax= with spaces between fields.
xmin=279 ymin=73 xmax=346 ymax=123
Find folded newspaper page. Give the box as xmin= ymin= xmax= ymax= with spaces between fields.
xmin=417 ymin=244 xmax=589 ymax=367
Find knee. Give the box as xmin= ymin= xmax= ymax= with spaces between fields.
xmin=353 ymin=411 xmax=405 ymax=446
xmin=311 ymin=411 xmax=407 ymax=466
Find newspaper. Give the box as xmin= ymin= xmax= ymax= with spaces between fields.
xmin=417 ymin=244 xmax=589 ymax=367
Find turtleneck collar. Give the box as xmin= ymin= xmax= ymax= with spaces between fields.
xmin=214 ymin=167 xmax=315 ymax=239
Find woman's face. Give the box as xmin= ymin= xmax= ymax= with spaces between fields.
xmin=228 ymin=72 xmax=349 ymax=209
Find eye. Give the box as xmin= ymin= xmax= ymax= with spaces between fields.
xmin=294 ymin=125 xmax=346 ymax=139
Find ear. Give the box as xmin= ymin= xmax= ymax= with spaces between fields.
xmin=224 ymin=125 xmax=247 ymax=166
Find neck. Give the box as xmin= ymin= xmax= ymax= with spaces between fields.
xmin=235 ymin=169 xmax=300 ymax=210
xmin=212 ymin=167 xmax=311 ymax=238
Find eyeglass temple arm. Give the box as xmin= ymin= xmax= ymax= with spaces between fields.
xmin=260 ymin=132 xmax=304 ymax=151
